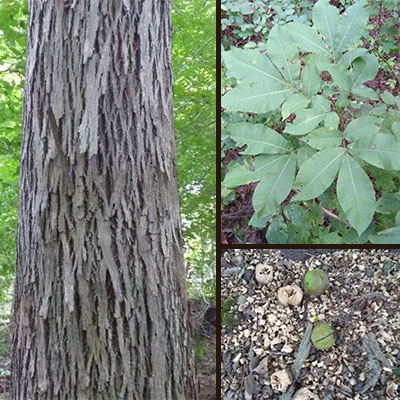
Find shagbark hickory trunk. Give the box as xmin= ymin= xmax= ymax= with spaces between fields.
xmin=12 ymin=1 xmax=198 ymax=399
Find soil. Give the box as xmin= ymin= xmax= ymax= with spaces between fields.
xmin=221 ymin=249 xmax=400 ymax=399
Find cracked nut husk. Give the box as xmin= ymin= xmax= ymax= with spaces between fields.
xmin=293 ymin=387 xmax=320 ymax=400
xmin=270 ymin=369 xmax=292 ymax=392
xmin=255 ymin=263 xmax=274 ymax=285
xmin=277 ymin=285 xmax=303 ymax=306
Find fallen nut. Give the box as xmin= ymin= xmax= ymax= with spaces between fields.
xmin=255 ymin=263 xmax=274 ymax=285
xmin=304 ymin=269 xmax=329 ymax=296
xmin=311 ymin=322 xmax=335 ymax=350
xmin=270 ymin=369 xmax=292 ymax=392
xmin=253 ymin=357 xmax=268 ymax=377
xmin=293 ymin=387 xmax=320 ymax=399
xmin=277 ymin=285 xmax=303 ymax=306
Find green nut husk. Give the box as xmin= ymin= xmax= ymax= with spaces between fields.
xmin=311 ymin=322 xmax=335 ymax=350
xmin=303 ymin=269 xmax=329 ymax=296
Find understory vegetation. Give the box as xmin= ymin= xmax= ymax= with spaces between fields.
xmin=221 ymin=0 xmax=400 ymax=244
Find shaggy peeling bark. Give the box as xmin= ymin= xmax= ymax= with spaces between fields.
xmin=11 ymin=1 xmax=197 ymax=399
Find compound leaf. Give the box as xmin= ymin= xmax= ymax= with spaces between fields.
xmin=223 ymin=154 xmax=290 ymax=188
xmin=351 ymin=54 xmax=379 ymax=88
xmin=282 ymin=94 xmax=310 ymax=119
xmin=253 ymin=153 xmax=296 ymax=217
xmin=337 ymin=153 xmax=376 ymax=236
xmin=284 ymin=108 xmax=327 ymax=135
xmin=302 ymin=61 xmax=322 ymax=97
xmin=293 ymin=148 xmax=344 ymax=201
xmin=287 ymin=22 xmax=331 ymax=56
xmin=229 ymin=123 xmax=291 ymax=155
xmin=334 ymin=0 xmax=368 ymax=56
xmin=223 ymin=48 xmax=287 ymax=85
xmin=312 ymin=0 xmax=340 ymax=52
xmin=349 ymin=133 xmax=400 ymax=170
xmin=304 ymin=127 xmax=342 ymax=150
xmin=222 ymin=83 xmax=293 ymax=113
xmin=370 ymin=226 xmax=400 ymax=244
xmin=267 ymin=24 xmax=299 ymax=86
xmin=343 ymin=116 xmax=381 ymax=142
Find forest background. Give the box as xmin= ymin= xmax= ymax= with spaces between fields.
xmin=0 ymin=0 xmax=216 ymax=384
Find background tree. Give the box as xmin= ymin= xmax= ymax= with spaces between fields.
xmin=11 ymin=1 xmax=197 ymax=399
xmin=173 ymin=0 xmax=216 ymax=302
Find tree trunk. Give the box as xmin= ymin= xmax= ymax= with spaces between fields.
xmin=11 ymin=1 xmax=198 ymax=399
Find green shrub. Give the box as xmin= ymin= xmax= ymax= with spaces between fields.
xmin=222 ymin=0 xmax=400 ymax=244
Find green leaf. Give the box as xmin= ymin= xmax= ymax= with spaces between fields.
xmin=249 ymin=212 xmax=270 ymax=229
xmin=266 ymin=216 xmax=288 ymax=244
xmin=222 ymin=48 xmax=287 ymax=85
xmin=392 ymin=367 xmax=400 ymax=376
xmin=229 ymin=123 xmax=291 ymax=155
xmin=253 ymin=153 xmax=296 ymax=216
xmin=343 ymin=116 xmax=381 ymax=142
xmin=312 ymin=0 xmax=340 ymax=52
xmin=381 ymin=91 xmax=396 ymax=105
xmin=392 ymin=121 xmax=400 ymax=135
xmin=349 ymin=132 xmax=400 ymax=170
xmin=334 ymin=0 xmax=368 ymax=56
xmin=222 ymin=83 xmax=293 ymax=113
xmin=281 ymin=94 xmax=310 ymax=119
xmin=352 ymin=86 xmax=378 ymax=101
xmin=311 ymin=95 xmax=331 ymax=113
xmin=284 ymin=108 xmax=327 ymax=135
xmin=351 ymin=54 xmax=379 ymax=88
xmin=370 ymin=226 xmax=400 ymax=244
xmin=301 ymin=61 xmax=322 ymax=97
xmin=340 ymin=48 xmax=368 ymax=68
xmin=376 ymin=193 xmax=400 ymax=215
xmin=324 ymin=112 xmax=339 ymax=130
xmin=328 ymin=64 xmax=352 ymax=90
xmin=337 ymin=154 xmax=376 ymax=235
xmin=287 ymin=22 xmax=331 ymax=57
xmin=293 ymin=148 xmax=344 ymax=201
xmin=266 ymin=24 xmax=299 ymax=86
xmin=304 ymin=128 xmax=342 ymax=150
xmin=296 ymin=145 xmax=317 ymax=168
xmin=223 ymin=155 xmax=289 ymax=188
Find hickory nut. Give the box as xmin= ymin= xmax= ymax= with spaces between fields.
xmin=277 ymin=285 xmax=303 ymax=306
xmin=270 ymin=369 xmax=292 ymax=393
xmin=255 ymin=263 xmax=274 ymax=285
xmin=303 ymin=269 xmax=329 ymax=296
xmin=311 ymin=322 xmax=335 ymax=350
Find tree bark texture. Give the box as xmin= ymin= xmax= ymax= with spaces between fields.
xmin=12 ymin=1 xmax=198 ymax=399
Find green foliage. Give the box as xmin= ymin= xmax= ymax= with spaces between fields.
xmin=222 ymin=0 xmax=400 ymax=243
xmin=0 ymin=0 xmax=28 ymax=302
xmin=173 ymin=0 xmax=216 ymax=300
xmin=221 ymin=0 xmax=312 ymax=45
xmin=195 ymin=341 xmax=206 ymax=358
xmin=222 ymin=298 xmax=237 ymax=327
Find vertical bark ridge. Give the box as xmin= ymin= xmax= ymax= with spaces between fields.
xmin=12 ymin=1 xmax=198 ymax=399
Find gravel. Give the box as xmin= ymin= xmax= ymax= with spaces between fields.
xmin=221 ymin=249 xmax=400 ymax=399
